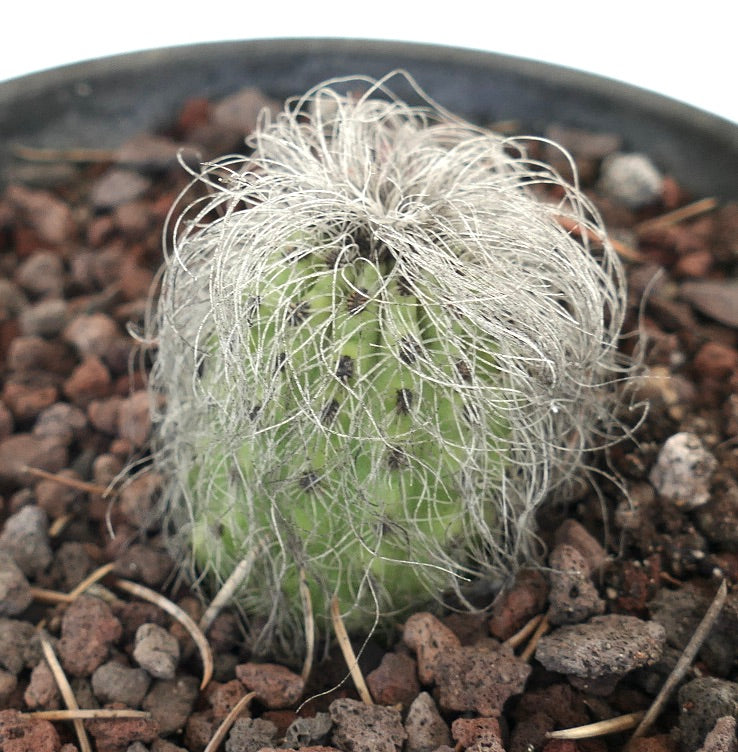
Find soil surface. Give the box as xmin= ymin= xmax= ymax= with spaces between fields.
xmin=1 ymin=86 xmax=738 ymax=752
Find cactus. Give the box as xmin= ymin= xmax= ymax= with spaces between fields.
xmin=147 ymin=73 xmax=631 ymax=658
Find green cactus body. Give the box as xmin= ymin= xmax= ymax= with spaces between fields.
xmin=149 ymin=73 xmax=629 ymax=657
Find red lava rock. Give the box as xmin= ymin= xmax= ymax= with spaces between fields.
xmin=118 ymin=470 xmax=162 ymax=529
xmin=451 ymin=716 xmax=503 ymax=750
xmin=488 ymin=568 xmax=549 ymax=640
xmin=114 ymin=543 xmax=173 ymax=587
xmin=1 ymin=378 xmax=59 ymax=422
xmin=262 ymin=709 xmax=298 ymax=737
xmin=698 ymin=716 xmax=737 ymax=752
xmin=535 ymin=614 xmax=665 ymax=686
xmin=402 ymin=612 xmax=461 ymax=684
xmin=434 ymin=644 xmax=531 ymax=716
xmin=7 ymin=336 xmax=75 ymax=375
xmin=694 ymin=341 xmax=738 ymax=380
xmin=58 ymin=594 xmax=123 ymax=677
xmin=675 ymin=249 xmax=713 ymax=278
xmin=117 ymin=390 xmax=151 ymax=448
xmin=0 ymin=709 xmax=61 ymax=752
xmin=442 ymin=611 xmax=489 ymax=645
xmin=205 ymin=678 xmax=248 ymax=719
xmin=547 ymin=543 xmax=605 ymax=626
xmin=554 ymin=520 xmax=607 ymax=572
xmin=0 ymin=669 xmax=18 ymax=702
xmin=236 ymin=661 xmax=304 ymax=708
xmin=329 ymin=697 xmax=407 ymax=752
xmin=542 ymin=741 xmax=583 ymax=752
xmin=63 ymin=355 xmax=113 ymax=407
xmin=63 ymin=312 xmax=119 ymax=359
xmin=5 ymin=184 xmax=75 ymax=245
xmin=54 ymin=541 xmax=94 ymax=590
xmin=85 ymin=701 xmax=159 ymax=752
xmin=34 ymin=470 xmax=84 ymax=518
xmin=627 ymin=736 xmax=679 ymax=752
xmin=0 ymin=433 xmax=67 ymax=488
xmin=366 ymin=651 xmax=419 ymax=707
xmin=88 ymin=396 xmax=124 ymax=434
xmin=184 ymin=710 xmax=219 ymax=752
xmin=142 ymin=676 xmax=199 ymax=736
xmin=91 ymin=660 xmax=151 ymax=707
xmin=23 ymin=659 xmax=61 ymax=709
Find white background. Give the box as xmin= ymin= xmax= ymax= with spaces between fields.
xmin=2 ymin=0 xmax=736 ymax=124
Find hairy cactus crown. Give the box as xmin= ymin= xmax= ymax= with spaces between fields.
xmin=147 ymin=72 xmax=632 ymax=658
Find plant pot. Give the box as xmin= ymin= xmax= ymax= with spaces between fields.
xmin=1 ymin=39 xmax=737 ymax=751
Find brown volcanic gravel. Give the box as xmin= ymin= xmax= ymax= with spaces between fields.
xmin=1 ymin=84 xmax=738 ymax=752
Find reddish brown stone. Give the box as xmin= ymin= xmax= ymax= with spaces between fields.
xmin=1 ymin=379 xmax=58 ymax=422
xmin=85 ymin=702 xmax=159 ymax=752
xmin=402 ymin=612 xmax=461 ymax=684
xmin=451 ymin=716 xmax=503 ymax=749
xmin=205 ymin=679 xmax=248 ymax=719
xmin=488 ymin=568 xmax=549 ymax=640
xmin=0 ymin=433 xmax=68 ymax=488
xmin=0 ymin=709 xmax=61 ymax=752
xmin=63 ymin=356 xmax=113 ymax=407
xmin=236 ymin=661 xmax=304 ymax=708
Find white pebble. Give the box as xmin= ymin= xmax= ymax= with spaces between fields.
xmin=649 ymin=432 xmax=716 ymax=509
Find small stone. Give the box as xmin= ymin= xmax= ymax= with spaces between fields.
xmin=694 ymin=482 xmax=738 ymax=552
xmin=133 ymin=623 xmax=180 ymax=680
xmin=0 ymin=668 xmax=18 ymax=701
xmin=15 ymin=251 xmax=65 ymax=298
xmin=329 ymin=697 xmax=407 ymax=752
xmin=5 ymin=185 xmax=75 ymax=245
xmin=698 ymin=716 xmax=737 ymax=752
xmin=206 ymin=679 xmax=248 ymax=720
xmin=0 ymin=505 xmax=52 ymax=577
xmin=0 ymin=709 xmax=61 ymax=752
xmin=1 ymin=378 xmax=59 ymax=422
xmin=90 ymin=169 xmax=151 ymax=210
xmin=404 ymin=692 xmax=450 ymax=752
xmin=553 ymin=519 xmax=607 ymax=572
xmin=284 ymin=712 xmax=333 ymax=748
xmin=33 ymin=403 xmax=87 ymax=446
xmin=114 ymin=543 xmax=173 ymax=587
xmin=0 ymin=618 xmax=36 ymax=674
xmin=0 ymin=550 xmax=32 ymax=616
xmin=185 ymin=711 xmax=219 ymax=752
xmin=547 ymin=543 xmax=605 ymax=626
xmin=118 ymin=471 xmax=162 ymax=530
xmin=694 ymin=342 xmax=738 ymax=380
xmin=649 ymin=432 xmax=717 ymax=509
xmin=488 ymin=568 xmax=549 ymax=640
xmin=24 ymin=659 xmax=61 ymax=709
xmin=117 ymin=391 xmax=151 ymax=448
xmin=0 ymin=434 xmax=67 ymax=488
xmin=63 ymin=312 xmax=119 ymax=359
xmin=58 ymin=595 xmax=123 ymax=677
xmin=402 ymin=612 xmax=461 ymax=684
xmin=679 ymin=678 xmax=738 ymax=751
xmin=451 ymin=717 xmax=504 ymax=752
xmin=680 ymin=280 xmax=738 ymax=328
xmin=212 ymin=88 xmax=280 ymax=134
xmin=225 ymin=717 xmax=277 ymax=752
xmin=8 ymin=336 xmax=75 ymax=375
xmin=88 ymin=396 xmax=124 ymax=434
xmin=366 ymin=651 xmax=419 ymax=708
xmin=34 ymin=470 xmax=84 ymax=519
xmin=598 ymin=152 xmax=663 ymax=209
xmin=235 ymin=661 xmax=304 ymax=709
xmin=535 ymin=614 xmax=665 ymax=684
xmin=0 ymin=278 xmax=29 ymax=318
xmin=434 ymin=644 xmax=531 ymax=716
xmin=142 ymin=675 xmax=199 ymax=735
xmin=19 ymin=298 xmax=69 ymax=337
xmin=85 ymin=701 xmax=159 ymax=752
xmin=54 ymin=541 xmax=94 ymax=590
xmin=91 ymin=660 xmax=151 ymax=707
xmin=63 ymin=356 xmax=113 ymax=407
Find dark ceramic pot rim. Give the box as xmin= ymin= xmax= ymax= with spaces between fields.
xmin=1 ymin=38 xmax=737 ymax=197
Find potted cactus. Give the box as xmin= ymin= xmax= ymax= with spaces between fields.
xmin=146 ymin=72 xmax=633 ymax=658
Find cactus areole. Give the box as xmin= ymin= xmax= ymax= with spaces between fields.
xmin=147 ymin=72 xmax=630 ymax=658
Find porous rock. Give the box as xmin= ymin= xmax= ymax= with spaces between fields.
xmin=0 ymin=433 xmax=67 ymax=489
xmin=235 ymin=661 xmax=304 ymax=708
xmin=284 ymin=712 xmax=333 ymax=748
xmin=58 ymin=594 xmax=122 ymax=677
xmin=366 ymin=651 xmax=419 ymax=707
xmin=0 ymin=504 xmax=52 ymax=577
xmin=91 ymin=660 xmax=151 ymax=707
xmin=488 ymin=567 xmax=549 ymax=640
xmin=142 ymin=675 xmax=200 ymax=736
xmin=24 ymin=659 xmax=61 ymax=710
xmin=404 ymin=692 xmax=450 ymax=752
xmin=649 ymin=432 xmax=716 ymax=509
xmin=0 ymin=709 xmax=61 ymax=752
xmin=133 ymin=623 xmax=180 ymax=680
xmin=0 ymin=550 xmax=32 ymax=616
xmin=329 ymin=697 xmax=406 ymax=752
xmin=84 ymin=701 xmax=159 ymax=752
xmin=535 ymin=614 xmax=665 ymax=685
xmin=697 ymin=716 xmax=737 ymax=752
xmin=0 ymin=618 xmax=36 ymax=674
xmin=434 ymin=644 xmax=531 ymax=716
xmin=224 ymin=717 xmax=277 ymax=752
xmin=451 ymin=716 xmax=504 ymax=752
xmin=679 ymin=678 xmax=738 ymax=751
xmin=402 ymin=611 xmax=461 ymax=684
xmin=547 ymin=543 xmax=605 ymax=625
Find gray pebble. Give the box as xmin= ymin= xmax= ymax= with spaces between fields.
xmin=92 ymin=660 xmax=151 ymax=707
xmin=15 ymin=251 xmax=65 ymax=298
xmin=598 ymin=152 xmax=663 ymax=208
xmin=547 ymin=543 xmax=605 ymax=625
xmin=0 ymin=550 xmax=32 ymax=616
xmin=330 ymin=697 xmax=407 ymax=752
xmin=143 ymin=675 xmax=199 ymax=736
xmin=133 ymin=623 xmax=180 ymax=680
xmin=679 ymin=678 xmax=738 ymax=751
xmin=284 ymin=711 xmax=332 ymax=748
xmin=0 ymin=618 xmax=36 ymax=674
xmin=19 ymin=298 xmax=69 ymax=337
xmin=225 ymin=717 xmax=277 ymax=752
xmin=535 ymin=614 xmax=665 ymax=681
xmin=90 ymin=169 xmax=151 ymax=210
xmin=405 ymin=692 xmax=451 ymax=752
xmin=649 ymin=432 xmax=717 ymax=509
xmin=0 ymin=505 xmax=52 ymax=577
